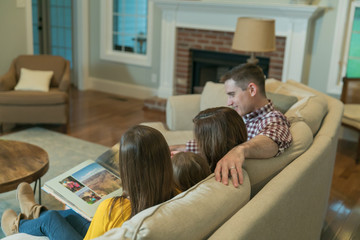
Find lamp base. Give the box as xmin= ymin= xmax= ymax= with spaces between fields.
xmin=247 ymin=52 xmax=259 ymax=65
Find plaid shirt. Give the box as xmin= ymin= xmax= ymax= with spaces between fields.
xmin=186 ymin=100 xmax=292 ymax=156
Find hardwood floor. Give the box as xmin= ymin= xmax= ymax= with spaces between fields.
xmin=2 ymin=87 xmax=360 ymax=239
xmin=321 ymin=140 xmax=360 ymax=240
xmin=1 ymin=87 xmax=165 ymax=147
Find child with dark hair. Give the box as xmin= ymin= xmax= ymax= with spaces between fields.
xmin=192 ymin=106 xmax=248 ymax=172
xmin=171 ymin=152 xmax=211 ymax=191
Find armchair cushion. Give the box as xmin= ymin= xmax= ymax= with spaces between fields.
xmin=14 ymin=68 xmax=53 ymax=92
xmin=343 ymin=104 xmax=360 ymax=121
xmin=0 ymin=89 xmax=68 ymax=105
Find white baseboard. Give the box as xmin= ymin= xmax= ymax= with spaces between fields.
xmin=89 ymin=77 xmax=158 ymax=100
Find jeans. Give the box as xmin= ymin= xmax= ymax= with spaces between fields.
xmin=19 ymin=209 xmax=90 ymax=240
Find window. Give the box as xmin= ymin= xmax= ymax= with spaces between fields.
xmin=344 ymin=2 xmax=360 ymax=78
xmin=100 ymin=0 xmax=152 ymax=66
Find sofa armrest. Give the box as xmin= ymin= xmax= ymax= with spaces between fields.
xmin=166 ymin=94 xmax=201 ymax=131
xmin=58 ymin=60 xmax=71 ymax=92
xmin=0 ymin=60 xmax=17 ymax=91
xmin=141 ymin=122 xmax=194 ymax=146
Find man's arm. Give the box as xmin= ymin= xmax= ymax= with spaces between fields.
xmin=214 ymin=135 xmax=278 ymax=187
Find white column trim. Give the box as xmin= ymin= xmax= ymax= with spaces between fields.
xmin=26 ymin=0 xmax=33 ymax=54
xmin=327 ymin=0 xmax=351 ymax=95
xmin=157 ymin=6 xmax=177 ymax=98
xmin=73 ymin=0 xmax=91 ymax=90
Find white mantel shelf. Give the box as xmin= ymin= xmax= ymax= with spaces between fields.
xmin=155 ymin=1 xmax=323 ymax=20
xmin=152 ymin=0 xmax=325 ymax=98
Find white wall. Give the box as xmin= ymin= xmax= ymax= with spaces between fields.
xmin=88 ymin=0 xmax=162 ymax=95
xmin=0 ymin=0 xmax=31 ymax=75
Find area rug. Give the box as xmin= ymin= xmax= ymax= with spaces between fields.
xmin=0 ymin=127 xmax=109 ymax=238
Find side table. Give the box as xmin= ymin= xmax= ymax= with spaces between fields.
xmin=0 ymin=140 xmax=49 ymax=204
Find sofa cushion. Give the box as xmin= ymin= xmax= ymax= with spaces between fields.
xmin=285 ymin=95 xmax=328 ymax=135
xmin=200 ymin=81 xmax=299 ymax=114
xmin=0 ymin=88 xmax=67 ymax=105
xmin=96 ymin=173 xmax=251 ymax=240
xmin=266 ymin=92 xmax=298 ymax=113
xmin=200 ymin=82 xmax=227 ymax=111
xmin=243 ymin=120 xmax=313 ymax=195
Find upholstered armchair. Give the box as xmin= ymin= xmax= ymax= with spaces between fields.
xmin=340 ymin=77 xmax=360 ymax=164
xmin=0 ymin=55 xmax=70 ymax=132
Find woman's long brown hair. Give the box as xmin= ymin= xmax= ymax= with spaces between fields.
xmin=110 ymin=125 xmax=175 ymax=219
xmin=193 ymin=107 xmax=247 ymax=172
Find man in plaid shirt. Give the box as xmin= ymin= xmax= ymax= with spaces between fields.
xmin=185 ymin=64 xmax=292 ymax=187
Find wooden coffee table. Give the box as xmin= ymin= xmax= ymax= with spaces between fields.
xmin=0 ymin=140 xmax=49 ymax=203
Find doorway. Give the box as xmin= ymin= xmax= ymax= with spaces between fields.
xmin=31 ymin=0 xmax=74 ymax=84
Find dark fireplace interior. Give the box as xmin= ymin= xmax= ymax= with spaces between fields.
xmin=190 ymin=49 xmax=270 ymax=93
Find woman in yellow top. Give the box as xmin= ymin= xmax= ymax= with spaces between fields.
xmin=1 ymin=125 xmax=179 ymax=240
xmin=84 ymin=125 xmax=179 ymax=239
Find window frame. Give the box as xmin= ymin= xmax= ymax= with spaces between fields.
xmin=342 ymin=1 xmax=360 ymax=78
xmin=100 ymin=0 xmax=152 ymax=66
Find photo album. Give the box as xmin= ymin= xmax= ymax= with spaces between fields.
xmin=42 ymin=159 xmax=122 ymax=221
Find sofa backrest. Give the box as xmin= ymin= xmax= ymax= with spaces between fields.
xmin=96 ymin=173 xmax=251 ymax=240
xmin=209 ymin=92 xmax=343 ymax=240
xmin=200 ymin=80 xmax=301 ymax=114
xmin=244 ymin=120 xmax=313 ymax=196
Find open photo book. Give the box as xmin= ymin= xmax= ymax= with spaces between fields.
xmin=42 ymin=159 xmax=122 ymax=221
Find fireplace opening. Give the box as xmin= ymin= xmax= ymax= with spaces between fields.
xmin=190 ymin=49 xmax=270 ymax=93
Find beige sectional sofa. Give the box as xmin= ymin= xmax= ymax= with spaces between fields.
xmin=97 ymin=79 xmax=343 ymax=240
xmin=5 ymin=79 xmax=343 ymax=240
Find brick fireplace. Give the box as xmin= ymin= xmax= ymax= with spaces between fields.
xmin=153 ymin=1 xmax=323 ymax=99
xmin=175 ymin=28 xmax=286 ymax=95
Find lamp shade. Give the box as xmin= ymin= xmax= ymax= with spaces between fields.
xmin=232 ymin=17 xmax=275 ymax=52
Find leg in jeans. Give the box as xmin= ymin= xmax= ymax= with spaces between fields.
xmin=58 ymin=209 xmax=91 ymax=237
xmin=18 ymin=210 xmax=84 ymax=240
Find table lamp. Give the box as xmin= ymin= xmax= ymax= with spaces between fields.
xmin=232 ymin=17 xmax=276 ymax=64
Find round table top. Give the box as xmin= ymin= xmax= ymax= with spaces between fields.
xmin=0 ymin=140 xmax=49 ymax=193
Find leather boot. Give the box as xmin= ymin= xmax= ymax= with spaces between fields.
xmin=16 ymin=182 xmax=47 ymax=219
xmin=1 ymin=209 xmax=25 ymax=236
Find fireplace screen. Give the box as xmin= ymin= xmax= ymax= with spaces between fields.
xmin=190 ymin=49 xmax=270 ymax=93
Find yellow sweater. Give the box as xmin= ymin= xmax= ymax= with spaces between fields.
xmin=84 ymin=197 xmax=131 ymax=240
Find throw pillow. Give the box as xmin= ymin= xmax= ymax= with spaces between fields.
xmin=14 ymin=68 xmax=54 ymax=92
xmin=266 ymin=92 xmax=298 ymax=113
xmin=285 ymin=95 xmax=328 ymax=135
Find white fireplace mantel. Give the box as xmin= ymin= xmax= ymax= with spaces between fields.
xmin=153 ymin=0 xmax=324 ymax=98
